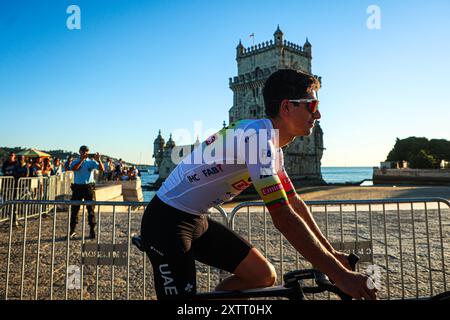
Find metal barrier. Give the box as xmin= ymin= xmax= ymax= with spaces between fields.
xmin=0 ymin=177 xmax=15 ymax=220
xmin=0 ymin=197 xmax=449 ymax=300
xmin=229 ymin=198 xmax=450 ymax=300
xmin=0 ymin=173 xmax=74 ymax=223
xmin=0 ymin=199 xmax=227 ymax=300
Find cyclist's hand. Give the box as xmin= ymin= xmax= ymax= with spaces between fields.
xmin=335 ymin=271 xmax=378 ymax=300
xmin=334 ymin=251 xmax=352 ymax=271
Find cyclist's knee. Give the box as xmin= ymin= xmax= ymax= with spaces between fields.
xmin=235 ymin=248 xmax=277 ymax=287
xmin=268 ymin=263 xmax=277 ymax=285
xmin=260 ymin=262 xmax=277 ymax=287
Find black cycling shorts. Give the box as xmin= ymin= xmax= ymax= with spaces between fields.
xmin=140 ymin=195 xmax=253 ymax=300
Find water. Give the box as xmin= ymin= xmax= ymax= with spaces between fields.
xmin=322 ymin=167 xmax=373 ymax=185
xmin=140 ymin=167 xmax=374 ymax=202
xmin=140 ymin=172 xmax=158 ymax=202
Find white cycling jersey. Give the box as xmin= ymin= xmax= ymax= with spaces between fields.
xmin=157 ymin=119 xmax=296 ymax=215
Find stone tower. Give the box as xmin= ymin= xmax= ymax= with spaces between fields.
xmin=228 ymin=26 xmax=325 ymax=186
xmin=153 ymin=130 xmax=165 ymax=171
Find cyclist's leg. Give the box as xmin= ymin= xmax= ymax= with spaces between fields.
xmin=192 ymin=217 xmax=276 ymax=292
xmin=146 ymin=244 xmax=197 ymax=300
xmin=140 ymin=196 xmax=205 ymax=300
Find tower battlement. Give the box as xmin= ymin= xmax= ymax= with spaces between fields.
xmin=238 ymin=39 xmax=310 ymax=59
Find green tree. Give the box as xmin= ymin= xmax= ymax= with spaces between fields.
xmin=428 ymin=139 xmax=450 ymax=162
xmin=386 ymin=137 xmax=429 ymax=162
xmin=409 ymin=149 xmax=439 ymax=169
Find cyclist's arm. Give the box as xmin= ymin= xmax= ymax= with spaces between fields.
xmin=250 ymin=173 xmax=346 ymax=280
xmin=260 ymin=186 xmax=375 ymax=299
xmin=289 ymin=192 xmax=337 ymax=255
xmin=268 ymin=203 xmax=347 ymax=281
xmin=281 ymin=170 xmax=351 ymax=268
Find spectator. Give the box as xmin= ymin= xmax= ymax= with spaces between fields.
xmin=114 ymin=159 xmax=123 ymax=180
xmin=42 ymin=158 xmax=53 ymax=177
xmin=1 ymin=152 xmax=17 ymax=176
xmin=14 ymin=155 xmax=29 ymax=180
xmin=103 ymin=157 xmax=114 ymax=181
xmin=64 ymin=156 xmax=74 ymax=172
xmin=128 ymin=166 xmax=139 ymax=180
xmin=68 ymin=145 xmax=104 ymax=240
xmin=33 ymin=158 xmax=43 ymax=177
xmin=10 ymin=155 xmax=29 ymax=226
xmin=32 ymin=158 xmax=44 ymax=199
xmin=52 ymin=158 xmax=63 ymax=176
xmin=26 ymin=159 xmax=34 ymax=177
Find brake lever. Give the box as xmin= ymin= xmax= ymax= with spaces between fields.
xmin=347 ymin=253 xmax=360 ymax=271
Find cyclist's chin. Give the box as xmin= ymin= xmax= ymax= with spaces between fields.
xmin=297 ymin=128 xmax=313 ymax=137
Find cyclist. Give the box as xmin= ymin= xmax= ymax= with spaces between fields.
xmin=140 ymin=69 xmax=377 ymax=300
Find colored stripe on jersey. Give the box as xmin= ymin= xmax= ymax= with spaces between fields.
xmin=277 ymin=170 xmax=296 ymax=198
xmin=253 ymin=176 xmax=289 ymax=211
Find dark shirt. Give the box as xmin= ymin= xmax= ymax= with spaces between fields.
xmin=1 ymin=160 xmax=17 ymax=176
xmin=14 ymin=163 xmax=29 ymax=180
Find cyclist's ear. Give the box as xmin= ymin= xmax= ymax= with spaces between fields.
xmin=281 ymin=99 xmax=289 ymax=110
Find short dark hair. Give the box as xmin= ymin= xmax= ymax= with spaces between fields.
xmin=263 ymin=69 xmax=320 ymax=118
xmin=79 ymin=145 xmax=89 ymax=152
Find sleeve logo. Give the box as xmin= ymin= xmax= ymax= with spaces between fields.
xmin=261 ymin=183 xmax=283 ymax=196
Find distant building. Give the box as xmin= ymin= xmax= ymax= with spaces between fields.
xmin=153 ymin=132 xmax=200 ymax=181
xmin=380 ymin=161 xmax=409 ymax=169
xmin=228 ymin=26 xmax=324 ymax=186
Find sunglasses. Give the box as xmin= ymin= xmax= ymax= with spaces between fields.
xmin=287 ymin=99 xmax=320 ymax=113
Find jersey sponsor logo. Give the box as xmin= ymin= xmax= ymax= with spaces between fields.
xmin=187 ymin=174 xmax=200 ymax=183
xmin=150 ymin=245 xmax=164 ymax=257
xmin=159 ymin=264 xmax=178 ymax=295
xmin=261 ymin=183 xmax=283 ymax=196
xmin=232 ymin=179 xmax=251 ymax=191
xmin=202 ymin=164 xmax=223 ymax=177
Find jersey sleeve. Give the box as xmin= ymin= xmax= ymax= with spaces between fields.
xmin=277 ymin=168 xmax=296 ymax=199
xmin=242 ymin=133 xmax=290 ymax=211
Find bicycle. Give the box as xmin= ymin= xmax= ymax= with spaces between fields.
xmin=131 ymin=235 xmax=450 ymax=301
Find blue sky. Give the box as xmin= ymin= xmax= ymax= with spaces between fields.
xmin=1 ymin=0 xmax=449 ymax=166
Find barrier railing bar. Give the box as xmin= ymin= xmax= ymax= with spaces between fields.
xmin=382 ymin=203 xmax=390 ymax=300
xmin=81 ymin=206 xmax=86 ymax=301
xmin=424 ymin=202 xmax=433 ymax=297
xmin=96 ymin=205 xmax=101 ymax=300
xmin=20 ymin=204 xmax=29 ymax=300
xmin=50 ymin=205 xmax=57 ymax=300
xmin=34 ymin=203 xmax=43 ymax=300
xmin=437 ymin=202 xmax=447 ymax=291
